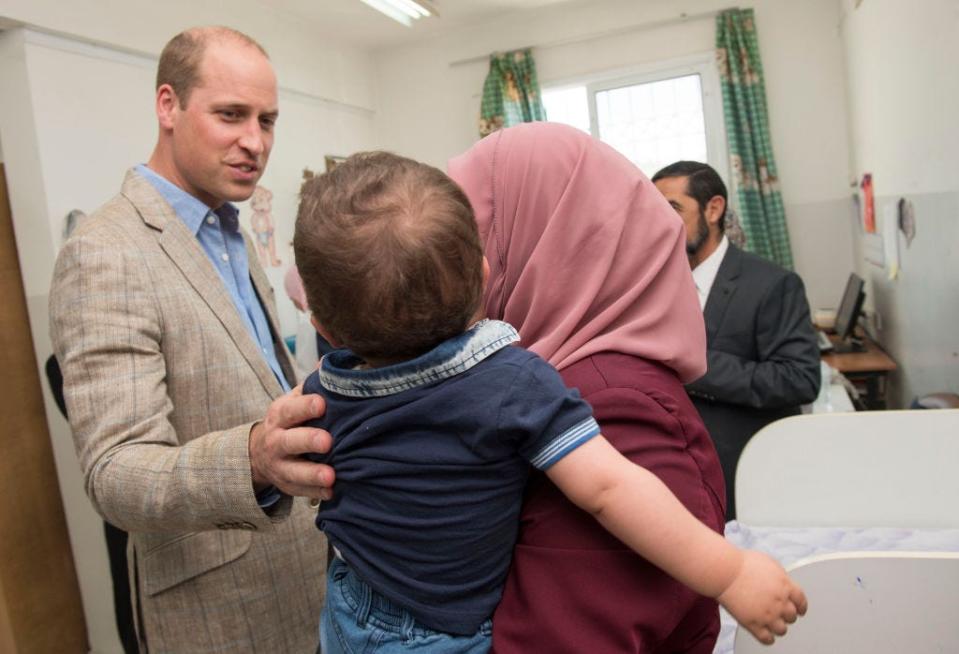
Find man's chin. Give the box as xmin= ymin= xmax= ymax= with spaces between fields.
xmin=224 ymin=180 xmax=261 ymax=203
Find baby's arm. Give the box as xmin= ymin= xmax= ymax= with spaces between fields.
xmin=545 ymin=435 xmax=807 ymax=645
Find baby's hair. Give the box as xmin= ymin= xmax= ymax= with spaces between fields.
xmin=294 ymin=151 xmax=484 ymax=362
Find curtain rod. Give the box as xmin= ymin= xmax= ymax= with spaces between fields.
xmin=448 ymin=7 xmax=736 ymax=68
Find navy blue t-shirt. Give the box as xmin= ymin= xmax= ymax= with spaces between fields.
xmin=304 ymin=320 xmax=598 ymax=634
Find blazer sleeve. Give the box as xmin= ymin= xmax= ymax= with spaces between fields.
xmin=686 ymin=271 xmax=821 ymax=409
xmin=49 ymin=228 xmax=291 ymax=534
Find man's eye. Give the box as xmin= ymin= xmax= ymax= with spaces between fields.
xmin=219 ymin=110 xmax=241 ymax=120
xmin=260 ymin=117 xmax=276 ymax=130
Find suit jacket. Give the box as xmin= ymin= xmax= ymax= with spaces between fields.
xmin=50 ymin=170 xmax=327 ymax=653
xmin=686 ymin=244 xmax=820 ymax=519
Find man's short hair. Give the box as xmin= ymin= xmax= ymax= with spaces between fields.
xmin=652 ymin=161 xmax=728 ymax=232
xmin=294 ymin=151 xmax=484 ymax=362
xmin=156 ymin=27 xmax=268 ymax=108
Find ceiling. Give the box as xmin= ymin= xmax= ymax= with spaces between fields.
xmin=257 ymin=0 xmax=580 ymax=50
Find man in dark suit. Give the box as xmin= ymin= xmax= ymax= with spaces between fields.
xmin=653 ymin=161 xmax=820 ymax=519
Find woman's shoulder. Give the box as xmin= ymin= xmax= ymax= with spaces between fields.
xmin=561 ymin=352 xmax=700 ymax=426
xmin=560 ymin=352 xmax=684 ymax=397
xmin=560 ymin=354 xmax=716 ymax=474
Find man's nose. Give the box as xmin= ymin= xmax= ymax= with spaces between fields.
xmin=237 ymin=120 xmax=266 ymax=156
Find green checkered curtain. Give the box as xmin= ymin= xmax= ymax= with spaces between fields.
xmin=716 ymin=9 xmax=794 ymax=269
xmin=478 ymin=49 xmax=546 ymax=138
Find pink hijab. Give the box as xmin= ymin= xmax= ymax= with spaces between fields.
xmin=284 ymin=264 xmax=308 ymax=312
xmin=448 ymin=123 xmax=706 ymax=382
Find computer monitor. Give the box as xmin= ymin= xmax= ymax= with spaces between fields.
xmin=832 ymin=273 xmax=866 ymax=352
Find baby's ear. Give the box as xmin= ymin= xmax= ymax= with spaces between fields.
xmin=470 ymin=256 xmax=491 ymax=324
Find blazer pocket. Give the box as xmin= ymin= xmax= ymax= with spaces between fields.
xmin=142 ymin=529 xmax=252 ymax=596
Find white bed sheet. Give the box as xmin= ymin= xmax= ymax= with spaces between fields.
xmin=712 ymin=521 xmax=959 ymax=654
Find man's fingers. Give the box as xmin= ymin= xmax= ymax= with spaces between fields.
xmin=270 ymin=392 xmax=325 ymax=428
xmin=278 ymin=426 xmax=333 ymax=459
xmin=282 ymin=484 xmax=333 ymax=500
xmin=273 ymin=458 xmax=336 ymax=495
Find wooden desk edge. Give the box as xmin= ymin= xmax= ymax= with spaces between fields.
xmin=821 ymin=332 xmax=898 ymax=373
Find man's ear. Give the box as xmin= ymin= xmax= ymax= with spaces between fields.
xmin=705 ymin=195 xmax=726 ymax=228
xmin=310 ymin=315 xmax=341 ymax=348
xmin=156 ymin=84 xmax=180 ymax=130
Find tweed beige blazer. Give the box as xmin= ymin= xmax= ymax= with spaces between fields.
xmin=50 ymin=170 xmax=327 ymax=653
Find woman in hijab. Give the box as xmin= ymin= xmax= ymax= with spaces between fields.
xmin=449 ymin=123 xmax=728 ymax=653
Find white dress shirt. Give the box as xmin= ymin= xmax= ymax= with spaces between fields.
xmin=691 ymin=235 xmax=729 ymax=310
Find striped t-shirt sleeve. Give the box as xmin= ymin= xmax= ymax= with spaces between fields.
xmin=500 ymin=354 xmax=601 ymax=471
xmin=528 ymin=416 xmax=601 ymax=469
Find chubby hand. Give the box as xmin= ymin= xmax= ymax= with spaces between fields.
xmin=249 ymin=384 xmax=335 ymax=500
xmin=718 ymin=550 xmax=808 ymax=645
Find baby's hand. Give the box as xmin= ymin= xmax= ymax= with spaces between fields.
xmin=717 ymin=550 xmax=808 ymax=645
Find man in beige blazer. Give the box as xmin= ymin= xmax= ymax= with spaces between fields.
xmin=50 ymin=27 xmax=335 ymax=653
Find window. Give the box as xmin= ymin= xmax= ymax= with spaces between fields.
xmin=541 ymin=55 xmax=728 ymax=182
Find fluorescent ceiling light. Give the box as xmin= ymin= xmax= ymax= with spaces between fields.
xmin=359 ymin=0 xmax=437 ymax=27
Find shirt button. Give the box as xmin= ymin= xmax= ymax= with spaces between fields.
xmin=206 ymin=215 xmax=216 ymax=225
xmin=221 ymin=252 xmax=229 ymax=262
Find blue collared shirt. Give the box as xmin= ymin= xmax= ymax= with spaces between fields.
xmin=136 ymin=164 xmax=290 ymax=393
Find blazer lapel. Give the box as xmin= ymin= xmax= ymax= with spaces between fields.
xmin=120 ymin=169 xmax=284 ymax=398
xmin=702 ymin=243 xmax=742 ymax=343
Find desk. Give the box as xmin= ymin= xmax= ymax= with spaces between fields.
xmin=821 ymin=332 xmax=897 ymax=409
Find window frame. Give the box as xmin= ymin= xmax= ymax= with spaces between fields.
xmin=543 ymin=53 xmax=730 ymax=185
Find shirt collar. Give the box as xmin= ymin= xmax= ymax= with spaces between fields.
xmin=318 ymin=319 xmax=520 ymax=398
xmin=135 ymin=164 xmax=239 ymax=234
xmin=691 ymin=235 xmax=729 ymax=310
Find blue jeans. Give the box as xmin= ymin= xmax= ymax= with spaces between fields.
xmin=319 ymin=558 xmax=492 ymax=654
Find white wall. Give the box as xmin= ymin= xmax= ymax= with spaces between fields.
xmin=0 ymin=0 xmax=374 ymax=112
xmin=839 ymin=0 xmax=959 ymax=407
xmin=0 ymin=8 xmax=377 ymax=651
xmin=372 ymin=0 xmax=854 ymax=311
xmin=841 ymin=0 xmax=958 ymax=196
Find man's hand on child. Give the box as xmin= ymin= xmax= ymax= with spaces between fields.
xmin=717 ymin=550 xmax=808 ymax=645
xmin=249 ymin=385 xmax=335 ymax=499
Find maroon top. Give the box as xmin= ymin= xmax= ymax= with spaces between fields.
xmin=491 ymin=353 xmax=726 ymax=654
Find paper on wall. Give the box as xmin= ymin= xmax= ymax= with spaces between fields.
xmin=882 ymin=201 xmax=900 ymax=280
xmin=863 ymin=232 xmax=884 ymax=268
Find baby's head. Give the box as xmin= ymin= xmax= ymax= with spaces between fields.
xmin=294 ymin=151 xmax=485 ymax=365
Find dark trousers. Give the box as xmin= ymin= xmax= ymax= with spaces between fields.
xmin=104 ymin=521 xmax=138 ymax=654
